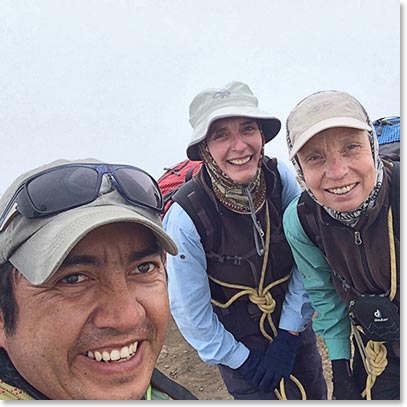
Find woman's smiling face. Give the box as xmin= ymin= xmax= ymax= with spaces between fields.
xmin=297 ymin=127 xmax=376 ymax=212
xmin=206 ymin=117 xmax=263 ymax=184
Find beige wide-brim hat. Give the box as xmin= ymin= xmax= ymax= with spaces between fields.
xmin=286 ymin=90 xmax=372 ymax=159
xmin=187 ymin=81 xmax=281 ymax=161
xmin=0 ymin=159 xmax=177 ymax=285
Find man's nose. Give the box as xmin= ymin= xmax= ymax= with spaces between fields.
xmin=91 ymin=285 xmax=146 ymax=331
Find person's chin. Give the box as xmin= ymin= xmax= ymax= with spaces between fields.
xmin=79 ymin=370 xmax=151 ymax=400
xmin=229 ymin=168 xmax=257 ymax=184
xmin=325 ymin=198 xmax=363 ymax=213
xmin=68 ymin=341 xmax=155 ymax=399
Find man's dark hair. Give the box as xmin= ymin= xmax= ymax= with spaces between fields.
xmin=0 ymin=261 xmax=18 ymax=336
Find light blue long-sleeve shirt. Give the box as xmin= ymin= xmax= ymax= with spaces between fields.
xmin=163 ymin=160 xmax=315 ymax=369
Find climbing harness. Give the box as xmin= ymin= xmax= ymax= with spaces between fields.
xmin=351 ymin=207 xmax=398 ymax=400
xmin=209 ymin=201 xmax=306 ymax=399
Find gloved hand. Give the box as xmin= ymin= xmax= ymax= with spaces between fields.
xmin=236 ymin=349 xmax=263 ymax=384
xmin=253 ymin=329 xmax=300 ymax=392
xmin=331 ymin=359 xmax=363 ymax=400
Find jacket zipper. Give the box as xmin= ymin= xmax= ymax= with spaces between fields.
xmin=354 ymin=231 xmax=362 ymax=245
xmin=353 ymin=229 xmax=377 ymax=289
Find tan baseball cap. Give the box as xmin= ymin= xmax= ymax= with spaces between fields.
xmin=187 ymin=81 xmax=281 ymax=160
xmin=0 ymin=159 xmax=178 ymax=285
xmin=286 ymin=90 xmax=372 ymax=159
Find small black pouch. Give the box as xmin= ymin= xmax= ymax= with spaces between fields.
xmin=348 ymin=295 xmax=400 ymax=342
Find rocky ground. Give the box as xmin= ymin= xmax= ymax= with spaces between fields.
xmin=157 ymin=316 xmax=333 ymax=400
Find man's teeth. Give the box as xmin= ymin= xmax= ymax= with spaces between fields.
xmin=87 ymin=341 xmax=139 ymax=362
xmin=228 ymin=156 xmax=251 ymax=165
xmin=328 ymin=183 xmax=356 ymax=195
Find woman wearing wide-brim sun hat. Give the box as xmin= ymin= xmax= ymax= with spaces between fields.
xmin=163 ymin=81 xmax=327 ymax=400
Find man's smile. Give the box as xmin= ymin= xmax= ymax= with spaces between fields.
xmin=86 ymin=340 xmax=140 ymax=362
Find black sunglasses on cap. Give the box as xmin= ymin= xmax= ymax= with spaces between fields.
xmin=0 ymin=163 xmax=163 ymax=232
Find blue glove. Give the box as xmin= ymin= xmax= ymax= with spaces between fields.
xmin=253 ymin=329 xmax=300 ymax=392
xmin=236 ymin=350 xmax=263 ymax=383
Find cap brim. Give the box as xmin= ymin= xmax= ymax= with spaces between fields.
xmin=187 ymin=106 xmax=281 ymax=160
xmin=9 ymin=205 xmax=178 ymax=285
xmin=289 ymin=117 xmax=372 ymax=159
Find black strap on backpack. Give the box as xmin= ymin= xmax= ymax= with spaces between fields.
xmin=172 ymin=178 xmax=221 ymax=252
xmin=150 ymin=368 xmax=197 ymax=400
xmin=391 ymin=161 xmax=400 ymax=240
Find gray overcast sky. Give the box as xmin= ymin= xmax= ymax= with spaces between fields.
xmin=0 ymin=0 xmax=400 ymax=194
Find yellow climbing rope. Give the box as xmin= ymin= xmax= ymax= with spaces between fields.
xmin=208 ymin=201 xmax=306 ymax=400
xmin=362 ymin=341 xmax=388 ymax=399
xmin=354 ymin=207 xmax=397 ymax=400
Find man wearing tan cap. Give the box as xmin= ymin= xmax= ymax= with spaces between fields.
xmin=0 ymin=159 xmax=196 ymax=400
xmin=283 ymin=90 xmax=400 ymax=400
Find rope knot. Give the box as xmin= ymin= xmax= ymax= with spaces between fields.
xmin=249 ymin=290 xmax=276 ymax=314
xmin=365 ymin=341 xmax=388 ymax=376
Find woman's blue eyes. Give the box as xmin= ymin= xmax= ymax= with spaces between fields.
xmin=211 ymin=126 xmax=257 ymax=140
xmin=345 ymin=144 xmax=360 ymax=152
xmin=305 ymin=144 xmax=362 ymax=164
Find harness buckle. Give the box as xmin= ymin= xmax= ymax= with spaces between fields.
xmin=222 ymin=255 xmax=243 ymax=265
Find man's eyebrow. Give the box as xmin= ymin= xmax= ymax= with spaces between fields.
xmin=129 ymin=246 xmax=162 ymax=263
xmin=60 ymin=255 xmax=98 ymax=268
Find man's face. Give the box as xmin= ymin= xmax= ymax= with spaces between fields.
xmin=0 ymin=222 xmax=169 ymax=399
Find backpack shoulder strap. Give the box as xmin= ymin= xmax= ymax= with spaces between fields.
xmin=172 ymin=178 xmax=220 ymax=252
xmin=391 ymin=161 xmax=400 ymax=240
xmin=297 ymin=191 xmax=322 ymax=248
xmin=150 ymin=368 xmax=197 ymax=400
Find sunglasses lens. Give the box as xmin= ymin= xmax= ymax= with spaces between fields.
xmin=115 ymin=168 xmax=162 ymax=210
xmin=26 ymin=167 xmax=99 ymax=213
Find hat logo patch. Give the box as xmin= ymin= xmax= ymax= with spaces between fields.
xmin=309 ymin=101 xmax=333 ymax=114
xmin=213 ymin=90 xmax=231 ymax=99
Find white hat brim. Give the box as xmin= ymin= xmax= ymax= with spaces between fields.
xmin=187 ymin=105 xmax=281 ymax=160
